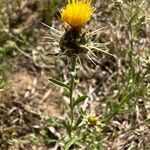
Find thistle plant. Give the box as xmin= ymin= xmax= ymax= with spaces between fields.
xmin=47 ymin=0 xmax=104 ymax=145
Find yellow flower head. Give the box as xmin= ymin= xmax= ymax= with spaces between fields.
xmin=87 ymin=115 xmax=99 ymax=126
xmin=61 ymin=0 xmax=94 ymax=29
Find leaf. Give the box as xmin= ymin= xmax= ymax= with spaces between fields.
xmin=64 ymin=138 xmax=76 ymax=150
xmin=71 ymin=71 xmax=78 ymax=80
xmin=48 ymin=78 xmax=69 ymax=90
xmin=73 ymin=116 xmax=83 ymax=129
xmin=46 ymin=52 xmax=60 ymax=56
xmin=0 ymin=107 xmax=7 ymax=113
xmin=47 ymin=117 xmax=58 ymax=126
xmin=62 ymin=120 xmax=71 ymax=136
xmin=73 ymin=96 xmax=87 ymax=107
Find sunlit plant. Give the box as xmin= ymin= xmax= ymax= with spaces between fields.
xmin=42 ymin=0 xmax=150 ymax=149
xmin=46 ymin=0 xmax=107 ymax=148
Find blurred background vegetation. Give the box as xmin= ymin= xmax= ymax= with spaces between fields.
xmin=0 ymin=0 xmax=65 ymax=88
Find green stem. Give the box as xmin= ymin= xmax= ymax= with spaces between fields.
xmin=129 ymin=2 xmax=134 ymax=70
xmin=69 ymin=56 xmax=77 ymax=137
xmin=129 ymin=24 xmax=134 ymax=70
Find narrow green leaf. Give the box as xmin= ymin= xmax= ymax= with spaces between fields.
xmin=46 ymin=52 xmax=60 ymax=56
xmin=71 ymin=71 xmax=78 ymax=80
xmin=0 ymin=107 xmax=7 ymax=113
xmin=73 ymin=116 xmax=83 ymax=129
xmin=73 ymin=96 xmax=87 ymax=107
xmin=62 ymin=120 xmax=72 ymax=136
xmin=64 ymin=138 xmax=76 ymax=150
xmin=48 ymin=78 xmax=69 ymax=90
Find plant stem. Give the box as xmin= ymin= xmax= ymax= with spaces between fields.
xmin=129 ymin=1 xmax=134 ymax=70
xmin=69 ymin=55 xmax=77 ymax=137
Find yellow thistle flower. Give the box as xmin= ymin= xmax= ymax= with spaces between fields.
xmin=61 ymin=0 xmax=95 ymax=29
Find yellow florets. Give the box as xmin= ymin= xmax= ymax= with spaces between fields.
xmin=61 ymin=0 xmax=94 ymax=29
xmin=88 ymin=115 xmax=99 ymax=126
